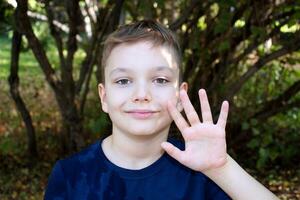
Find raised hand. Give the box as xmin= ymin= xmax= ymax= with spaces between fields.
xmin=161 ymin=89 xmax=229 ymax=172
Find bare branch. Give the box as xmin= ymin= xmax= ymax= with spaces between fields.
xmin=169 ymin=0 xmax=205 ymax=31
xmin=229 ymin=11 xmax=293 ymax=67
xmin=252 ymin=80 xmax=300 ymax=120
xmin=44 ymin=0 xmax=65 ymax=69
xmin=83 ymin=0 xmax=98 ymax=37
xmin=65 ymin=0 xmax=80 ymax=69
xmin=27 ymin=10 xmax=69 ymax=33
xmin=226 ymin=34 xmax=300 ymax=100
xmin=77 ymin=0 xmax=125 ymax=114
xmin=15 ymin=0 xmax=61 ymax=91
xmin=84 ymin=0 xmax=98 ymax=24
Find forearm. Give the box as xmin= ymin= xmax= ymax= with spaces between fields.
xmin=204 ymin=155 xmax=279 ymax=200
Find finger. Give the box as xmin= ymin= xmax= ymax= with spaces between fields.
xmin=161 ymin=142 xmax=185 ymax=164
xmin=179 ymin=90 xmax=200 ymax=126
xmin=217 ymin=101 xmax=229 ymax=129
xmin=198 ymin=89 xmax=213 ymax=123
xmin=168 ymin=101 xmax=189 ymax=133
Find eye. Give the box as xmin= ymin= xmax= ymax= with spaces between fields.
xmin=115 ymin=78 xmax=131 ymax=85
xmin=153 ymin=77 xmax=169 ymax=84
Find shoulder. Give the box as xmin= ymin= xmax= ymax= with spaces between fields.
xmin=45 ymin=141 xmax=108 ymax=199
xmin=55 ymin=140 xmax=106 ymax=176
xmin=62 ymin=141 xmax=99 ymax=163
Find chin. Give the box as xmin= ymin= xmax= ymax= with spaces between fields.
xmin=128 ymin=129 xmax=159 ymax=137
xmin=126 ymin=125 xmax=170 ymax=138
xmin=113 ymin=119 xmax=172 ymax=138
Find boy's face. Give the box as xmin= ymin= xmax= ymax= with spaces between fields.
xmin=99 ymin=41 xmax=187 ymax=137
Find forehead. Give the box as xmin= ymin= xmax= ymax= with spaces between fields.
xmin=105 ymin=41 xmax=179 ymax=74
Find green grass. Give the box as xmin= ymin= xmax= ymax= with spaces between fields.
xmin=0 ymin=35 xmax=43 ymax=80
xmin=0 ymin=34 xmax=86 ymax=82
xmin=0 ymin=36 xmax=12 ymax=79
xmin=0 ymin=33 xmax=97 ymax=140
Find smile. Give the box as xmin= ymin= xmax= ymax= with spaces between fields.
xmin=125 ymin=110 xmax=159 ymax=119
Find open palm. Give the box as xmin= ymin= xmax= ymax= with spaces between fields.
xmin=162 ymin=89 xmax=229 ymax=172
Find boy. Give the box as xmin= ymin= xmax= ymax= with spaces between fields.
xmin=45 ymin=20 xmax=278 ymax=199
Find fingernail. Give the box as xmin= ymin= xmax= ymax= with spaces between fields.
xmin=199 ymin=88 xmax=205 ymax=95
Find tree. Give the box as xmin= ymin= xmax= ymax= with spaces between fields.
xmin=9 ymin=0 xmax=300 ymax=163
xmin=11 ymin=0 xmax=124 ymax=153
xmin=8 ymin=30 xmax=38 ymax=157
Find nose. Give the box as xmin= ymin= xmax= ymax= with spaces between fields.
xmin=132 ymin=82 xmax=151 ymax=103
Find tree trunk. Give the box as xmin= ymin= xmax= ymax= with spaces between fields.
xmin=8 ymin=30 xmax=38 ymax=158
xmin=15 ymin=0 xmax=86 ymax=153
xmin=58 ymin=101 xmax=85 ymax=153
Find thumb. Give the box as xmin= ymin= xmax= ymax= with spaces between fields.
xmin=161 ymin=142 xmax=184 ymax=163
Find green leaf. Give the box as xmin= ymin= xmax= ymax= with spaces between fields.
xmin=251 ymin=26 xmax=266 ymax=38
xmin=250 ymin=119 xmax=258 ymax=126
xmin=262 ymin=134 xmax=273 ymax=146
xmin=247 ymin=138 xmax=259 ymax=149
xmin=252 ymin=128 xmax=260 ymax=136
xmin=242 ymin=122 xmax=250 ymax=130
xmin=269 ymin=147 xmax=279 ymax=161
xmin=218 ymin=0 xmax=236 ymax=7
xmin=218 ymin=40 xmax=230 ymax=52
xmin=257 ymin=147 xmax=269 ymax=169
xmin=197 ymin=16 xmax=207 ymax=31
xmin=214 ymin=12 xmax=231 ymax=34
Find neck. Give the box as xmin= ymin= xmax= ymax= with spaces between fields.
xmin=102 ymin=127 xmax=169 ymax=170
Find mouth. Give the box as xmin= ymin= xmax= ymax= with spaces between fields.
xmin=125 ymin=110 xmax=159 ymax=119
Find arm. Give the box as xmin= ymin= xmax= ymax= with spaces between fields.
xmin=205 ymin=155 xmax=278 ymax=200
xmin=161 ymin=89 xmax=278 ymax=200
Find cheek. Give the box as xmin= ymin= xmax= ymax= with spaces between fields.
xmin=106 ymin=89 xmax=130 ymax=107
xmin=153 ymin=87 xmax=179 ymax=106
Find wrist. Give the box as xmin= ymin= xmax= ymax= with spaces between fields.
xmin=202 ymin=154 xmax=231 ymax=179
xmin=202 ymin=154 xmax=279 ymax=200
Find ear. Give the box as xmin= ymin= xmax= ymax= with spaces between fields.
xmin=98 ymin=83 xmax=108 ymax=113
xmin=176 ymin=82 xmax=188 ymax=112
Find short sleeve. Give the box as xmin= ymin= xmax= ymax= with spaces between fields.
xmin=44 ymin=161 xmax=67 ymax=200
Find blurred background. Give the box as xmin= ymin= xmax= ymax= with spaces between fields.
xmin=0 ymin=0 xmax=299 ymax=199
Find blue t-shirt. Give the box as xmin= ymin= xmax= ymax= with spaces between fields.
xmin=45 ymin=138 xmax=230 ymax=200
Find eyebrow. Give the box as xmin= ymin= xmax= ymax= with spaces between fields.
xmin=109 ymin=66 xmax=175 ymax=77
xmin=109 ymin=68 xmax=132 ymax=77
xmin=153 ymin=66 xmax=175 ymax=73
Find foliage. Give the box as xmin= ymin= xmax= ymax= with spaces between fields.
xmin=1 ymin=0 xmax=300 ymax=198
xmin=0 ymin=0 xmax=14 ymax=33
xmin=2 ymin=0 xmax=300 ymax=165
